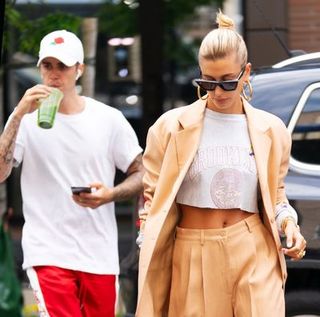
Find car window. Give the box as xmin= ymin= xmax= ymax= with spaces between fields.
xmin=291 ymin=88 xmax=320 ymax=165
xmin=250 ymin=71 xmax=309 ymax=124
xmin=251 ymin=68 xmax=320 ymax=125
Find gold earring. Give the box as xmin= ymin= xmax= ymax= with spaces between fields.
xmin=242 ymin=80 xmax=253 ymax=101
xmin=197 ymin=86 xmax=208 ymax=100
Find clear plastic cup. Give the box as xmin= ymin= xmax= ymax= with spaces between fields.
xmin=37 ymin=88 xmax=63 ymax=129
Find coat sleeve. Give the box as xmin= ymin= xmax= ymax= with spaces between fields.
xmin=275 ymin=125 xmax=298 ymax=232
xmin=138 ymin=125 xmax=165 ymax=234
xmin=276 ymin=127 xmax=291 ymax=204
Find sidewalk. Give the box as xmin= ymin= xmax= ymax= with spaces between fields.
xmin=22 ymin=285 xmax=39 ymax=317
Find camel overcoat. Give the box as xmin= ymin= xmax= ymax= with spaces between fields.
xmin=136 ymin=98 xmax=291 ymax=317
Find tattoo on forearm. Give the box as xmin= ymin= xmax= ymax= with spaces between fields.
xmin=0 ymin=116 xmax=21 ymax=178
xmin=113 ymin=154 xmax=144 ymax=202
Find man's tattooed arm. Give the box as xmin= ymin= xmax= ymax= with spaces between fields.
xmin=0 ymin=114 xmax=22 ymax=182
xmin=0 ymin=84 xmax=54 ymax=182
xmin=112 ymin=154 xmax=144 ymax=202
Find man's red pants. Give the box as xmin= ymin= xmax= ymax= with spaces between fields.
xmin=27 ymin=266 xmax=116 ymax=317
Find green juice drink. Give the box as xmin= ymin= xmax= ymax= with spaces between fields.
xmin=37 ymin=88 xmax=63 ymax=129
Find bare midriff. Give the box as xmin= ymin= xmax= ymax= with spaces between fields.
xmin=178 ymin=204 xmax=253 ymax=229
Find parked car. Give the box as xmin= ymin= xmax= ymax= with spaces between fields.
xmin=250 ymin=52 xmax=320 ymax=317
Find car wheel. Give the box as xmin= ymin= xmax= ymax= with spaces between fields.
xmin=286 ymin=290 xmax=320 ymax=316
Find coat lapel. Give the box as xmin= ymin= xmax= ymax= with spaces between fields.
xmin=243 ymin=100 xmax=272 ymax=211
xmin=175 ymin=99 xmax=207 ymax=171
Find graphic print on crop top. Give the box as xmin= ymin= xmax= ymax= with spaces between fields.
xmin=176 ymin=109 xmax=258 ymax=213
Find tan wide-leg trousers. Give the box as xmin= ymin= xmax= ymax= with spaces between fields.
xmin=168 ymin=213 xmax=285 ymax=317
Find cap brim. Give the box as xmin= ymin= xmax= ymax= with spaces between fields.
xmin=37 ymin=53 xmax=78 ymax=67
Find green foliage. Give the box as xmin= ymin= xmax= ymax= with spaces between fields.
xmin=5 ymin=2 xmax=81 ymax=57
xmin=98 ymin=0 xmax=222 ymax=68
xmin=165 ymin=0 xmax=223 ymax=26
xmin=19 ymin=12 xmax=81 ymax=56
xmin=165 ymin=0 xmax=223 ymax=67
xmin=98 ymin=2 xmax=138 ymax=37
xmin=99 ymin=0 xmax=221 ymax=36
xmin=4 ymin=0 xmax=223 ymax=66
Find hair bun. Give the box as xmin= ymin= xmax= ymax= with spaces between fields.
xmin=216 ymin=10 xmax=235 ymax=30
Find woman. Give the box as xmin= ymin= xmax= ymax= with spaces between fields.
xmin=136 ymin=11 xmax=306 ymax=317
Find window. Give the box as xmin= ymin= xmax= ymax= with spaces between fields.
xmin=291 ymin=88 xmax=320 ymax=165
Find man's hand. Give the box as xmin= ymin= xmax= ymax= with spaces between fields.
xmin=72 ymin=154 xmax=144 ymax=209
xmin=72 ymin=182 xmax=114 ymax=209
xmin=15 ymin=84 xmax=53 ymax=118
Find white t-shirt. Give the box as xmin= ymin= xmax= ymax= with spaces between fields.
xmin=176 ymin=108 xmax=258 ymax=213
xmin=12 ymin=97 xmax=142 ymax=274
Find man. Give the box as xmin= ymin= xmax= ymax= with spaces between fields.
xmin=0 ymin=30 xmax=143 ymax=317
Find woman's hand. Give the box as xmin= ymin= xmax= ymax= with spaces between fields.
xmin=282 ymin=220 xmax=307 ymax=261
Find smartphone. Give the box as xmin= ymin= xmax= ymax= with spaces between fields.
xmin=71 ymin=186 xmax=92 ymax=195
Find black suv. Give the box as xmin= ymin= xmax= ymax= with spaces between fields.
xmin=251 ymin=52 xmax=320 ymax=317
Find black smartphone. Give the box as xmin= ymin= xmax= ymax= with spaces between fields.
xmin=71 ymin=186 xmax=92 ymax=195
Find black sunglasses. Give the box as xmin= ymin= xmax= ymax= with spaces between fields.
xmin=194 ymin=68 xmax=245 ymax=92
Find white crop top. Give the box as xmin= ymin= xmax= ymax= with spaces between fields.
xmin=176 ymin=108 xmax=258 ymax=213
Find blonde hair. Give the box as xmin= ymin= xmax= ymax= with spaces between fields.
xmin=198 ymin=10 xmax=248 ymax=67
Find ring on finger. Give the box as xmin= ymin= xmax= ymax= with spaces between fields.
xmin=298 ymin=250 xmax=306 ymax=258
